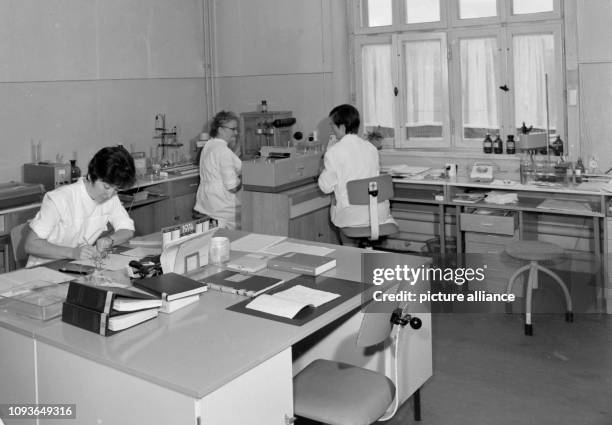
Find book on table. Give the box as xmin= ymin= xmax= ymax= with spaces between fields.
xmin=226 ymin=253 xmax=268 ymax=274
xmin=203 ymin=270 xmax=284 ymax=297
xmin=133 ymin=272 xmax=208 ymax=301
xmin=266 ymin=252 xmax=336 ymax=276
xmin=65 ymin=281 xmax=162 ymax=313
xmin=62 ymin=301 xmax=159 ymax=336
xmin=245 ymin=284 xmax=340 ymax=319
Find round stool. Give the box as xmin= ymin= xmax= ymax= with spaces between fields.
xmin=505 ymin=241 xmax=573 ymax=336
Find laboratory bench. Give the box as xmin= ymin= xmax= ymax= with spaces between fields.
xmin=0 ymin=229 xmax=432 ymax=425
xmin=385 ymin=176 xmax=612 ymax=313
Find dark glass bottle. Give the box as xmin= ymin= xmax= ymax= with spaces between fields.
xmin=551 ymin=136 xmax=563 ymax=156
xmin=69 ymin=159 xmax=81 ymax=183
xmin=506 ymin=135 xmax=516 ymax=154
xmin=483 ymin=134 xmax=493 ymax=154
xmin=575 ymin=158 xmax=585 ymax=183
xmin=493 ymin=134 xmax=503 ymax=154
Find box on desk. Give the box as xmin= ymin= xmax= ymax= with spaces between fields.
xmin=242 ymin=152 xmax=322 ymax=193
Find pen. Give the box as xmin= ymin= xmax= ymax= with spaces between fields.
xmin=59 ymin=268 xmax=90 ymax=275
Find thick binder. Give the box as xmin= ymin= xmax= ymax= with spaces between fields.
xmin=61 ymin=301 xmax=158 ymax=336
xmin=133 ymin=273 xmax=208 ymax=301
xmin=66 ymin=281 xmax=159 ymax=314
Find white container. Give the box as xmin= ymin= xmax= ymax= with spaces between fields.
xmin=209 ymin=237 xmax=230 ymax=265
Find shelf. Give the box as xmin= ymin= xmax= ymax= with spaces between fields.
xmin=121 ymin=195 xmax=169 ymax=209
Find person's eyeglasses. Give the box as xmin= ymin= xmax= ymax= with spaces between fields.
xmin=221 ymin=126 xmax=239 ymax=133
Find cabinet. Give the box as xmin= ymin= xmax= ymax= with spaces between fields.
xmin=242 ymin=182 xmax=339 ymax=244
xmin=240 ymin=111 xmax=293 ymax=158
xmin=0 ymin=205 xmax=40 ymax=272
xmin=122 ymin=176 xmax=199 ymax=236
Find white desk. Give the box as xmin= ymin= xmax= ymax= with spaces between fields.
xmin=0 ymin=231 xmax=432 ymax=425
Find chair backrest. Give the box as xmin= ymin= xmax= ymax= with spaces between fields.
xmin=346 ymin=174 xmax=394 ymax=205
xmin=10 ymin=222 xmax=31 ymax=269
xmin=356 ymin=296 xmax=400 ymax=347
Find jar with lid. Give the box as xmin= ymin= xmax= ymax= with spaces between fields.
xmin=506 ymin=135 xmax=516 ymax=154
xmin=483 ymin=134 xmax=493 ymax=154
xmin=493 ymin=134 xmax=503 ymax=154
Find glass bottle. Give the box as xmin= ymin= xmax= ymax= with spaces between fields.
xmin=575 ymin=158 xmax=585 ymax=183
xmin=69 ymin=159 xmax=81 ymax=183
xmin=483 ymin=133 xmax=493 ymax=154
xmin=260 ymin=100 xmax=268 ymax=113
xmin=493 ymin=134 xmax=503 ymax=154
xmin=506 ymin=135 xmax=516 ymax=154
xmin=551 ymin=136 xmax=563 ymax=156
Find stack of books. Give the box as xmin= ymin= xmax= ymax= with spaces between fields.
xmin=62 ymin=282 xmax=161 ymax=336
xmin=267 ymin=252 xmax=336 ymax=276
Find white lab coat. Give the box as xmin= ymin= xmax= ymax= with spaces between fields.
xmin=318 ymin=134 xmax=395 ymax=228
xmin=194 ymin=138 xmax=242 ymax=229
xmin=27 ymin=178 xmax=135 ymax=267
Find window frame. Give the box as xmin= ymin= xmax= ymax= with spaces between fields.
xmin=350 ymin=0 xmax=566 ymax=151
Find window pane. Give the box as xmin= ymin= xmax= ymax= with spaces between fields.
xmin=458 ymin=0 xmax=497 ymax=19
xmin=460 ymin=37 xmax=500 ymax=140
xmin=361 ymin=44 xmax=395 ymax=139
xmin=513 ymin=34 xmax=556 ymax=135
xmin=403 ymin=40 xmax=443 ymax=140
xmin=364 ymin=0 xmax=392 ymax=27
xmin=513 ymin=0 xmax=553 ymax=15
xmin=405 ymin=0 xmax=440 ymax=24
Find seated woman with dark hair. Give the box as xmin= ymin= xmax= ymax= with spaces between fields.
xmin=25 ymin=146 xmax=137 ymax=267
xmin=194 ymin=110 xmax=242 ymax=229
xmin=318 ymin=104 xmax=395 ymax=238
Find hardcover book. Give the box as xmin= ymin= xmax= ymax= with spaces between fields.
xmin=203 ymin=270 xmax=284 ymax=297
xmin=133 ymin=273 xmax=208 ymax=301
xmin=66 ymin=281 xmax=160 ymax=314
xmin=61 ymin=301 xmax=158 ymax=336
xmin=267 ymin=252 xmax=336 ymax=276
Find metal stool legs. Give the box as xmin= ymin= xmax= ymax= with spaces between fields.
xmin=506 ymin=260 xmax=573 ymax=336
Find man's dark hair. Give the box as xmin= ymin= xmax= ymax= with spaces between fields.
xmin=329 ymin=104 xmax=360 ymax=134
xmin=87 ymin=146 xmax=136 ymax=189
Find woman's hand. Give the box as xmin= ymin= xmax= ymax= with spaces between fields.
xmin=73 ymin=244 xmax=98 ymax=260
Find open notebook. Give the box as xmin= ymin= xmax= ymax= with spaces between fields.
xmin=246 ymin=285 xmax=339 ymax=319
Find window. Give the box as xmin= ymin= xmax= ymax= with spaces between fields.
xmin=353 ymin=0 xmax=564 ymax=150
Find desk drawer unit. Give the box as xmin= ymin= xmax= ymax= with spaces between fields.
xmin=460 ymin=211 xmax=517 ymax=236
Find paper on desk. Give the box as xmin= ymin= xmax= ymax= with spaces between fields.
xmin=537 ymin=199 xmax=592 ymax=213
xmin=120 ymin=247 xmax=162 ymax=258
xmin=231 ymin=233 xmax=287 ymax=252
xmin=246 ymin=285 xmax=339 ymax=319
xmin=72 ymin=253 xmax=140 ymax=271
xmin=0 ymin=266 xmax=71 ymax=292
xmin=261 ymin=241 xmax=335 ymax=256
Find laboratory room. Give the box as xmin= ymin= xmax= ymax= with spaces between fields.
xmin=1 ymin=0 xmax=611 ymax=424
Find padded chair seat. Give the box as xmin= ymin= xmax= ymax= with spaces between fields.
xmin=505 ymin=240 xmax=564 ymax=262
xmin=294 ymin=359 xmax=395 ymax=425
xmin=341 ymin=222 xmax=399 ymax=239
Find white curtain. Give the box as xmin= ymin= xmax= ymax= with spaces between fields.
xmin=362 ymin=44 xmax=394 ymax=128
xmin=513 ymin=34 xmax=556 ymax=131
xmin=460 ymin=37 xmax=498 ymax=129
xmin=404 ymin=40 xmax=441 ymax=125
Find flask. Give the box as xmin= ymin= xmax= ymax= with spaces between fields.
xmin=551 ymin=136 xmax=563 ymax=156
xmin=493 ymin=134 xmax=503 ymax=154
xmin=69 ymin=160 xmax=81 ymax=183
xmin=483 ymin=133 xmax=493 ymax=154
xmin=575 ymin=158 xmax=585 ymax=183
xmin=506 ymin=135 xmax=516 ymax=154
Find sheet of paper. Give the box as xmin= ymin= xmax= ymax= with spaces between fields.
xmin=537 ymin=199 xmax=592 ymax=213
xmin=0 ymin=266 xmax=71 ymax=292
xmin=273 ymin=284 xmax=340 ymax=307
xmin=261 ymin=241 xmax=335 ymax=256
xmin=71 ymin=253 xmax=140 ymax=271
xmin=231 ymin=233 xmax=287 ymax=253
xmin=120 ymin=247 xmax=162 ymax=258
xmin=246 ymin=294 xmax=308 ymax=319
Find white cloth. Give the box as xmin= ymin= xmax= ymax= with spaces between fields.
xmin=318 ymin=134 xmax=395 ymax=228
xmin=27 ymin=178 xmax=135 ymax=267
xmin=194 ymin=138 xmax=242 ymax=229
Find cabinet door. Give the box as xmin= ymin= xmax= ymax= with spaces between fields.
xmin=289 ymin=208 xmax=338 ymax=243
xmin=173 ymin=192 xmax=197 ymax=224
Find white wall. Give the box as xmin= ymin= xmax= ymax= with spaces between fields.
xmin=211 ymin=0 xmax=350 ymax=140
xmin=0 ymin=0 xmax=210 ymax=182
xmin=575 ymin=0 xmax=612 ymax=172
